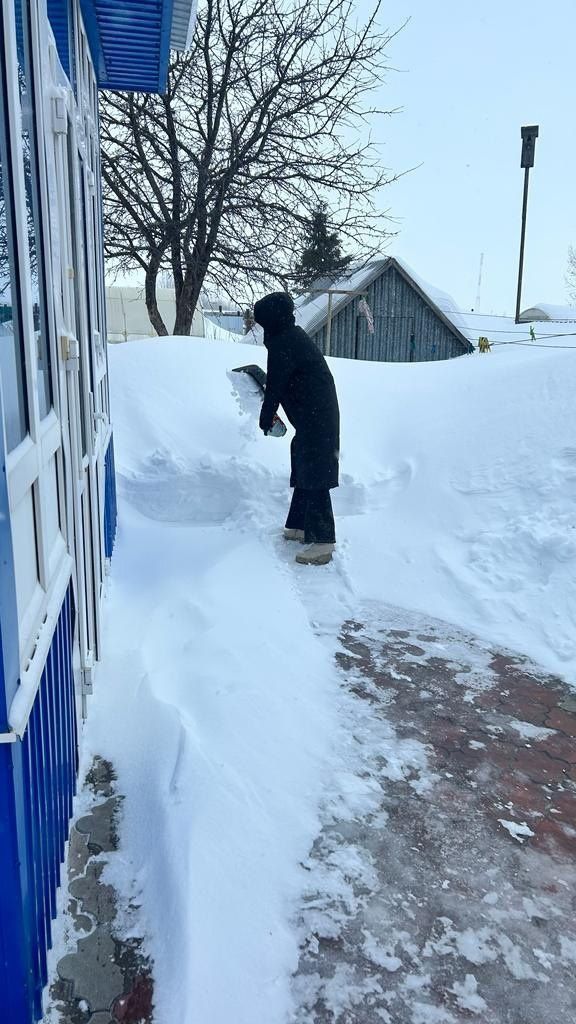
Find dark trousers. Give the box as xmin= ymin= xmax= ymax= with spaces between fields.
xmin=285 ymin=488 xmax=336 ymax=544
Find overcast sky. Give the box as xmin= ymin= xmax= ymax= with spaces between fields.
xmin=361 ymin=0 xmax=576 ymax=313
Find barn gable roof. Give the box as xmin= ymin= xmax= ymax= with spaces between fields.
xmin=296 ymin=257 xmax=474 ymax=354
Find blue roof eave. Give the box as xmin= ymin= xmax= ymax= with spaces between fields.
xmin=76 ymin=0 xmax=194 ymax=94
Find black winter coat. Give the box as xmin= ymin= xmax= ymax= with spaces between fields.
xmin=255 ymin=294 xmax=340 ymax=491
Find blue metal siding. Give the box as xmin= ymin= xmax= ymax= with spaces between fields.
xmin=0 ymin=741 xmax=35 ymax=1022
xmin=22 ymin=587 xmax=78 ymax=1015
xmin=1 ymin=380 xmax=78 ymax=1024
xmin=312 ymin=265 xmax=469 ymax=363
xmin=47 ymin=0 xmax=185 ymax=93
xmin=158 ymin=0 xmax=175 ymax=91
xmin=84 ymin=0 xmax=176 ymax=93
xmin=104 ymin=435 xmax=117 ymax=558
xmin=0 ymin=588 xmax=77 ymax=1024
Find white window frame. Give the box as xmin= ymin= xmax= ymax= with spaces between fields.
xmin=1 ymin=0 xmax=71 ymax=696
xmin=44 ymin=3 xmax=111 ymax=682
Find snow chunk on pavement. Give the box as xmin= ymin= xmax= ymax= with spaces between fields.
xmin=498 ymin=819 xmax=536 ymax=842
xmin=507 ymin=719 xmax=556 ymax=741
xmin=363 ymin=931 xmax=403 ymax=972
xmin=450 ymin=974 xmax=487 ymax=1014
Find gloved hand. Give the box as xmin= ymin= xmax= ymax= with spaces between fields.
xmin=259 ymin=410 xmax=273 ymax=435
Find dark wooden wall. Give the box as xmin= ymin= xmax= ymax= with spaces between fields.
xmin=310 ymin=266 xmax=468 ymax=362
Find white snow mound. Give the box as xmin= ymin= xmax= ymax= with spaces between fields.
xmin=85 ymin=334 xmax=576 ymax=1023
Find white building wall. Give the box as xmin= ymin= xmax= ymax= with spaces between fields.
xmin=106 ymin=285 xmax=205 ymax=340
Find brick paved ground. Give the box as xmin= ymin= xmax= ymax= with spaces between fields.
xmin=293 ymin=608 xmax=576 ymax=1024
xmin=44 ymin=611 xmax=576 ymax=1024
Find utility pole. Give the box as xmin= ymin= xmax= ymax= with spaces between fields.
xmin=515 ymin=125 xmax=539 ymax=324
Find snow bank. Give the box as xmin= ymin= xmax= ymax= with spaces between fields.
xmin=88 ymin=333 xmax=576 ymax=1022
xmin=87 ymin=340 xmax=340 ymax=1024
xmin=329 ymin=342 xmax=576 ymax=678
xmin=105 ymin=331 xmax=576 ymax=687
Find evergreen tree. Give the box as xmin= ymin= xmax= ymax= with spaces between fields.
xmin=294 ymin=206 xmax=352 ymax=291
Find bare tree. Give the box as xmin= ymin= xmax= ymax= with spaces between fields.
xmin=567 ymin=247 xmax=576 ymax=304
xmin=100 ymin=0 xmax=402 ymax=336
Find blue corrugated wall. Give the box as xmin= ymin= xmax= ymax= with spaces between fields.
xmin=23 ymin=588 xmax=77 ymax=1018
xmin=0 ymin=589 xmax=77 ymax=1023
xmin=1 ymin=384 xmax=78 ymax=1023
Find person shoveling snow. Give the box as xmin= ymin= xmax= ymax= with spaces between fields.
xmin=254 ymin=291 xmax=340 ymax=566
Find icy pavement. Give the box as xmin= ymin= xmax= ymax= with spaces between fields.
xmin=291 ymin=606 xmax=576 ymax=1023
xmin=43 ymin=759 xmax=153 ymax=1024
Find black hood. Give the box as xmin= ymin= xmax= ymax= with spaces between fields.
xmin=253 ymin=292 xmax=295 ymax=339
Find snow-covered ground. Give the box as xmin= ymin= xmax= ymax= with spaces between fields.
xmin=83 ymin=335 xmax=576 ymax=1022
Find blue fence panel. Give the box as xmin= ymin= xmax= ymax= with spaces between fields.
xmin=104 ymin=434 xmax=117 ymax=558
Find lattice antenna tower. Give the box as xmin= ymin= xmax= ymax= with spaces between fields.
xmin=475 ymin=252 xmax=485 ymax=310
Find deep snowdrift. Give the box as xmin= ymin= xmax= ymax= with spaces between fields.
xmin=85 ymin=335 xmax=576 ymax=1023
xmin=113 ymin=333 xmax=575 ymax=681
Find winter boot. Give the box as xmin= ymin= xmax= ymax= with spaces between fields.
xmin=295 ymin=543 xmax=335 ymax=566
xmin=284 ymin=528 xmax=305 ymax=541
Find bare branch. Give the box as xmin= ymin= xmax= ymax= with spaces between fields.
xmin=100 ymin=0 xmax=405 ymax=334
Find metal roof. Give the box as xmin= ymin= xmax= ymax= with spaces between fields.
xmin=170 ymin=0 xmax=196 ymax=48
xmin=48 ymin=0 xmax=196 ymax=93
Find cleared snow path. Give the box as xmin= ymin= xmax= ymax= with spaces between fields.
xmin=81 ymin=337 xmax=576 ymax=1023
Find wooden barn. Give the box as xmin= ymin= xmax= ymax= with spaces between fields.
xmin=297 ymin=257 xmax=474 ymax=362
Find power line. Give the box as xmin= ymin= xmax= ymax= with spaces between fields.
xmin=465 ymin=326 xmax=544 ymax=335
xmin=439 ymin=308 xmax=576 ymax=324
xmin=504 ymin=331 xmax=576 ymax=341
xmin=370 ymin=315 xmax=576 ymax=336
xmin=469 ymin=328 xmax=576 ymax=337
xmin=487 ymin=336 xmax=576 ymax=349
xmin=370 ymin=309 xmax=516 ymax=321
xmin=440 ymin=308 xmax=517 ymax=320
xmin=366 ymin=307 xmax=576 ymax=327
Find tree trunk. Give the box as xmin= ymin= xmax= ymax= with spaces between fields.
xmin=173 ymin=267 xmax=205 ymax=336
xmin=145 ymin=260 xmax=168 ymax=336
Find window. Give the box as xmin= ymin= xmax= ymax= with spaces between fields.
xmin=80 ymin=170 xmax=94 ymax=394
xmin=15 ymin=0 xmax=53 ymax=419
xmin=0 ymin=18 xmax=28 ymax=451
xmin=66 ymin=129 xmax=88 ymax=457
